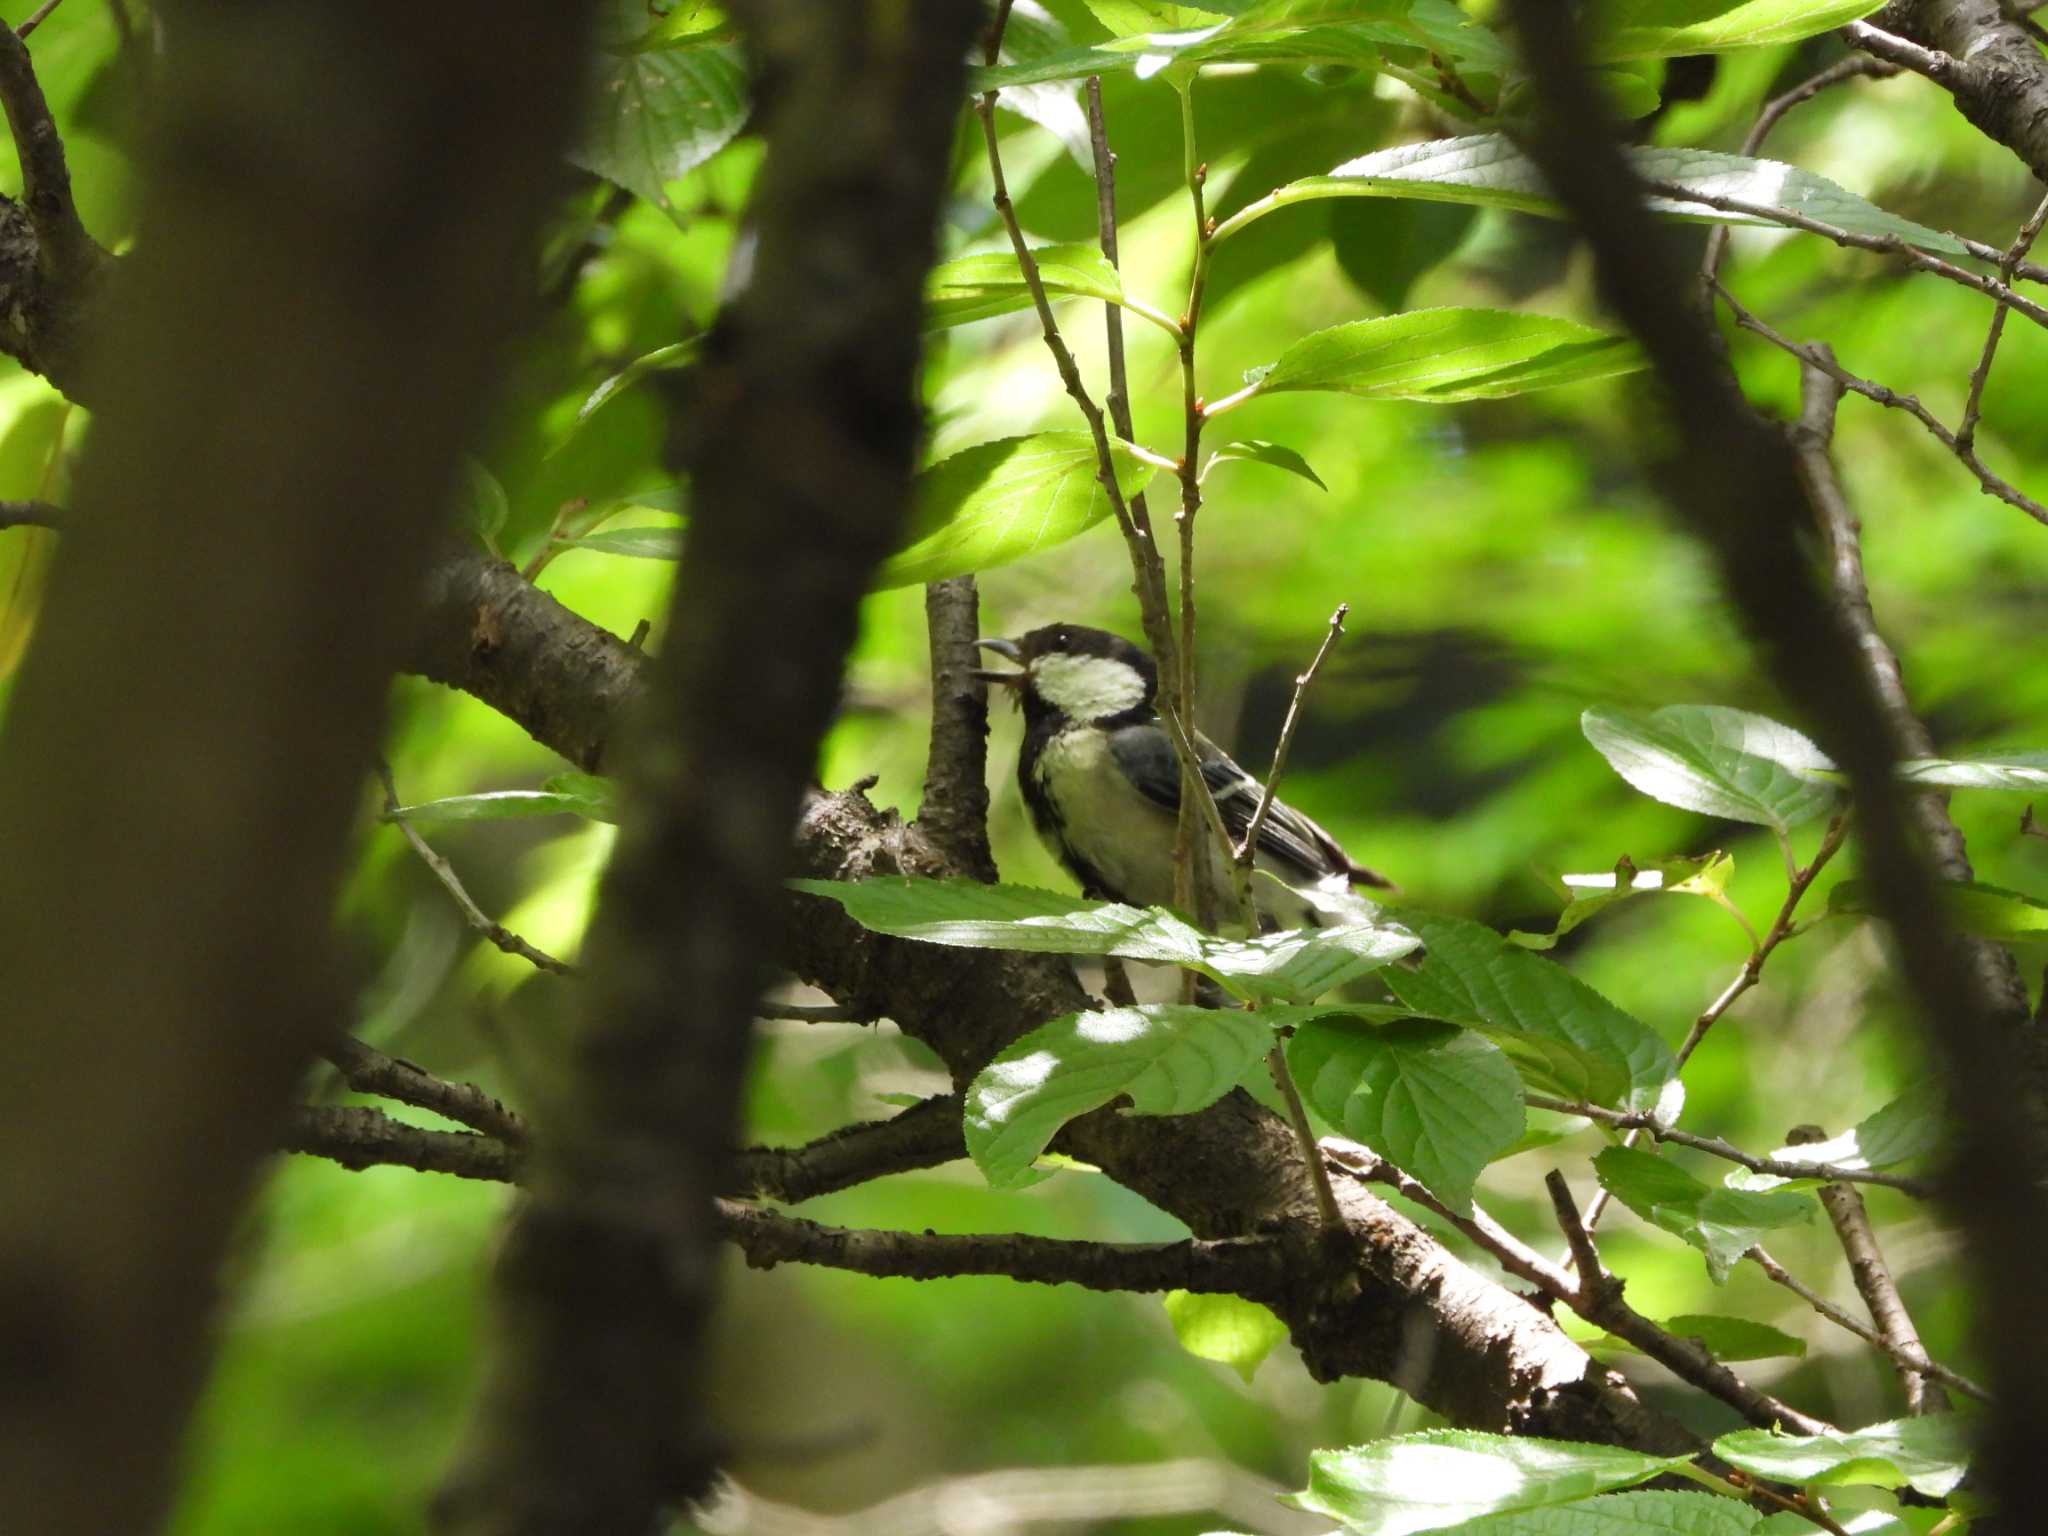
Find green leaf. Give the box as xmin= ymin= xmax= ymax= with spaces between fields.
xmin=1233 ymin=135 xmax=1969 ymax=257
xmin=1287 ymin=1431 xmax=1694 ymax=1534
xmin=556 ymin=526 xmax=685 ymax=560
xmin=1593 ymin=1314 xmax=1806 ymax=1362
xmin=1330 ymin=198 xmax=1479 ymax=310
xmin=540 ymin=771 xmax=619 ymax=823
xmin=1830 ymin=877 xmax=2048 ymax=942
xmin=1592 ymin=0 xmax=1886 ymax=61
xmin=455 ymin=456 xmax=510 ymax=549
xmin=1511 ymin=852 xmax=1734 ymax=950
xmin=1439 ymin=1492 xmax=1763 ymax=1535
xmin=1725 ymin=1081 xmax=1945 ymax=1191
xmin=562 ymin=339 xmax=699 ymax=447
xmin=570 ymin=42 xmax=748 ymax=206
xmin=965 ymin=1004 xmax=1273 ymax=1187
xmin=1582 ymin=705 xmax=1839 ymax=832
xmin=1713 ymin=1416 xmax=1973 ymax=1499
xmin=1205 ymin=439 xmax=1327 ymax=490
xmin=1242 ymin=309 xmax=1642 ymax=404
xmin=385 ymin=790 xmax=602 ymax=824
xmin=789 ymin=877 xmax=1420 ymax=1002
xmin=1084 ymin=0 xmax=1237 ymax=33
xmin=1900 ymin=751 xmax=2048 ymax=790
xmin=925 ymin=243 xmax=1126 ymax=331
xmin=1162 ymin=1290 xmax=1289 ymax=1380
xmin=1386 ymin=913 xmax=1681 ymax=1114
xmin=876 ymin=433 xmax=1159 ymax=589
xmin=1594 ymin=1145 xmax=1811 ymax=1281
xmin=1288 ymin=1016 xmax=1524 ymax=1214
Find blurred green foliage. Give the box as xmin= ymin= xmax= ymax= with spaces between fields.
xmin=0 ymin=2 xmax=2037 ymax=1531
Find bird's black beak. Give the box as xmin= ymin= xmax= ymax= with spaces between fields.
xmin=973 ymin=636 xmax=1025 ymax=687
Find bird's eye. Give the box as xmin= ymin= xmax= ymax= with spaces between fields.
xmin=1053 ymin=631 xmax=1069 ymax=651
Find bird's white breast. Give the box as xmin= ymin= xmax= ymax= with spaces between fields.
xmin=1034 ymin=726 xmax=1181 ymax=910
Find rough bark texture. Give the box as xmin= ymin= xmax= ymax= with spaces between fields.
xmin=1870 ymin=0 xmax=2048 ymax=184
xmin=434 ymin=5 xmax=985 ymax=1532
xmin=0 ymin=4 xmax=592 ymax=1533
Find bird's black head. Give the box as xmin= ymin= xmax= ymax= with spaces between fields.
xmin=976 ymin=622 xmax=1157 ymax=724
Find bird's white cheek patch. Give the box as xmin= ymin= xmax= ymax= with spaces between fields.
xmin=1031 ymin=654 xmax=1147 ymax=720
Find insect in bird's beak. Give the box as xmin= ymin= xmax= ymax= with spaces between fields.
xmin=973 ymin=636 xmax=1026 ymax=690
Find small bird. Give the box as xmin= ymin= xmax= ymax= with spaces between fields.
xmin=976 ymin=623 xmax=1392 ymax=930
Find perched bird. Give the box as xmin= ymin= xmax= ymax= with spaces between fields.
xmin=976 ymin=622 xmax=1392 ymax=930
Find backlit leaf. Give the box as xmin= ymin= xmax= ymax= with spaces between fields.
xmin=570 ymin=41 xmax=748 ymax=206
xmin=1242 ymin=309 xmax=1642 ymax=404
xmin=1163 ymin=1290 xmax=1289 ymax=1380
xmin=1582 ymin=705 xmax=1839 ymax=831
xmin=1595 ymin=1145 xmax=1811 ymax=1281
xmin=1713 ymin=1416 xmax=1973 ymax=1499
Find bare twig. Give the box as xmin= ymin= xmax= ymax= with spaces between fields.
xmin=1232 ymin=603 xmax=1349 ymax=913
xmin=0 ymin=18 xmax=94 ymax=274
xmin=1747 ymin=1245 xmax=1990 ymax=1403
xmin=1713 ymin=278 xmax=2048 ymax=526
xmin=718 ymin=1197 xmax=1289 ymax=1297
xmin=282 ymin=1103 xmax=519 ymax=1183
xmin=755 ymin=1000 xmax=871 ymax=1024
xmin=917 ymin=576 xmax=997 ymax=881
xmin=1842 ymin=20 xmax=1967 ymax=89
xmin=1529 ymin=1094 xmax=1934 ymax=1197
xmin=1957 ymin=190 xmax=2048 ymax=452
xmin=1787 ymin=1125 xmax=1950 ymax=1412
xmin=374 ymin=760 xmax=578 ymax=976
xmin=731 ymin=1095 xmax=965 ymax=1205
xmin=1579 ymin=813 xmax=1850 ymax=1236
xmin=1701 ymin=55 xmax=1902 ymax=284
xmin=14 ymin=0 xmax=64 ymax=38
xmin=0 ymin=496 xmax=59 ymax=530
xmin=322 ymin=1034 xmax=528 ymax=1144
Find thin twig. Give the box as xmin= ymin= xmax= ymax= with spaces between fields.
xmin=322 ymin=1034 xmax=528 ymax=1144
xmin=1266 ymin=1045 xmax=1344 ymax=1233
xmin=732 ymin=1095 xmax=965 ymax=1205
xmin=1957 ymin=190 xmax=2048 ymax=452
xmin=14 ymin=0 xmax=64 ymax=38
xmin=1528 ymin=1094 xmax=1934 ymax=1197
xmin=374 ymin=760 xmax=579 ymax=976
xmin=1841 ymin=20 xmax=1966 ymax=89
xmin=755 ymin=1001 xmax=871 ymax=1024
xmin=1747 ymin=1245 xmax=1991 ymax=1403
xmin=0 ymin=496 xmax=59 ymax=530
xmin=1712 ymin=277 xmax=2048 ymax=527
xmin=1701 ymin=55 xmax=1902 ymax=284
xmin=1232 ymin=603 xmax=1348 ymax=914
xmin=1579 ymin=812 xmax=1850 ymax=1236
xmin=1789 ymin=1125 xmax=1950 ymax=1413
xmin=282 ymin=1103 xmax=519 ymax=1183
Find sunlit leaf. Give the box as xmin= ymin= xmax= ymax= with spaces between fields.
xmin=1725 ymin=1080 xmax=1945 ymax=1191
xmin=1085 ymin=0 xmax=1237 ymax=33
xmin=1582 ymin=705 xmax=1839 ymax=831
xmin=1386 ymin=913 xmax=1681 ymax=1114
xmin=1286 ymin=1431 xmax=1694 ymax=1534
xmin=1228 ymin=135 xmax=1969 ymax=257
xmin=1288 ymin=1016 xmax=1524 ymax=1214
xmin=1592 ymin=0 xmax=1886 ymax=61
xmin=541 ymin=771 xmax=620 ymax=823
xmin=1205 ymin=439 xmax=1327 ymax=490
xmin=1163 ymin=1289 xmax=1289 ymax=1380
xmin=965 ymin=1004 xmax=1272 ymax=1186
xmin=555 ymin=526 xmax=685 ymax=560
xmin=876 ymin=433 xmax=1159 ymax=589
xmin=925 ymin=243 xmax=1125 ymax=330
xmin=1240 ymin=309 xmax=1643 ymax=405
xmin=1512 ymin=852 xmax=1734 ymax=950
xmin=560 ymin=339 xmax=699 ymax=449
xmin=1427 ymin=1491 xmax=1764 ymax=1534
xmin=1595 ymin=1145 xmax=1811 ymax=1281
xmin=1713 ymin=1416 xmax=1973 ymax=1498
xmin=1900 ymin=751 xmax=2048 ymax=789
xmin=570 ymin=41 xmax=748 ymax=206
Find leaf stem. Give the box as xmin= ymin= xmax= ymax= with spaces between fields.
xmin=1267 ymin=1042 xmax=1344 ymax=1232
xmin=1232 ymin=604 xmax=1348 ymax=916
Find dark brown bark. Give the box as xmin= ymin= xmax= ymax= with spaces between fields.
xmin=0 ymin=3 xmax=592 ymax=1532
xmin=435 ymin=5 xmax=985 ymax=1531
xmin=1865 ymin=1 xmax=2048 ymax=184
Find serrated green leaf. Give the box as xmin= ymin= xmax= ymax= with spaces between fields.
xmin=1085 ymin=0 xmax=1237 ymax=33
xmin=1288 ymin=1016 xmax=1523 ymax=1214
xmin=1206 ymin=439 xmax=1327 ymax=490
xmin=876 ymin=433 xmax=1159 ymax=589
xmin=1512 ymin=852 xmax=1733 ymax=950
xmin=1593 ymin=1313 xmax=1806 ymax=1362
xmin=455 ymin=456 xmax=510 ymax=548
xmin=966 ymin=1004 xmax=1273 ymax=1186
xmin=925 ymin=243 xmax=1126 ymax=330
xmin=1225 ymin=135 xmax=1969 ymax=257
xmin=1595 ymin=1145 xmax=1811 ymax=1282
xmin=556 ymin=526 xmax=685 ymax=560
xmin=1592 ymin=0 xmax=1885 ymax=61
xmin=385 ymin=790 xmax=600 ymax=824
xmin=1899 ymin=751 xmax=2048 ymax=789
xmin=1288 ymin=1431 xmax=1695 ymax=1535
xmin=1386 ymin=913 xmax=1680 ymax=1114
xmin=1241 ymin=309 xmax=1642 ymax=404
xmin=570 ymin=42 xmax=748 ymax=206
xmin=1163 ymin=1290 xmax=1289 ymax=1380
xmin=1726 ymin=1081 xmax=1945 ymax=1191
xmin=1830 ymin=876 xmax=2048 ymax=942
xmin=1583 ymin=705 xmax=1839 ymax=832
xmin=790 ymin=877 xmax=1419 ymax=1002
xmin=1713 ymin=1417 xmax=1973 ymax=1499
xmin=1442 ymin=1491 xmax=1763 ymax=1535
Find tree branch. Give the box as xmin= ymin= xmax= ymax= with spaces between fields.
xmin=915 ymin=576 xmax=997 ymax=882
xmin=1852 ymin=4 xmax=2048 ymax=183
xmin=283 ymin=1104 xmax=520 ymax=1183
xmin=321 ymin=1034 xmax=528 ymax=1145
xmin=729 ymin=1095 xmax=965 ymax=1206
